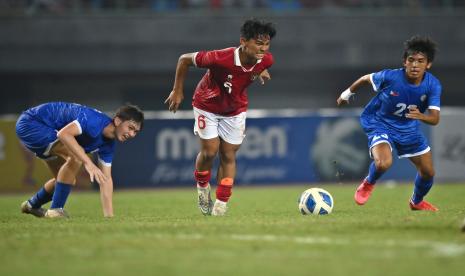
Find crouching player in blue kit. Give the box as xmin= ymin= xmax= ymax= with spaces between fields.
xmin=16 ymin=102 xmax=144 ymax=218
xmin=337 ymin=36 xmax=441 ymax=211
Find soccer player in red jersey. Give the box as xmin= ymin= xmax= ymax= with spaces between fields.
xmin=165 ymin=19 xmax=276 ymax=216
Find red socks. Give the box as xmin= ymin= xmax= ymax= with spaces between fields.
xmin=216 ymin=177 xmax=233 ymax=202
xmin=194 ymin=170 xmax=211 ymax=188
xmin=195 ymin=171 xmax=234 ymax=202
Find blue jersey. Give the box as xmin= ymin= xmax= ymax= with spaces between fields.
xmin=18 ymin=102 xmax=115 ymax=164
xmin=361 ymin=68 xmax=442 ymax=136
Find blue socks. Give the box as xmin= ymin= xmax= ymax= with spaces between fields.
xmin=411 ymin=174 xmax=433 ymax=204
xmin=364 ymin=161 xmax=433 ymax=204
xmin=28 ymin=182 xmax=73 ymax=209
xmin=50 ymin=182 xmax=72 ymax=209
xmin=28 ymin=187 xmax=53 ymax=208
xmin=366 ymin=161 xmax=384 ymax=184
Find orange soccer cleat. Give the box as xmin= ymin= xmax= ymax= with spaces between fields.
xmin=354 ymin=179 xmax=375 ymax=205
xmin=409 ymin=200 xmax=439 ymax=211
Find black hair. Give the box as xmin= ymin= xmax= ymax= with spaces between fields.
xmin=403 ymin=35 xmax=437 ymax=62
xmin=240 ymin=18 xmax=276 ymax=41
xmin=115 ymin=103 xmax=144 ymax=130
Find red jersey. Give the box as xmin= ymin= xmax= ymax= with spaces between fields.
xmin=192 ymin=47 xmax=274 ymax=116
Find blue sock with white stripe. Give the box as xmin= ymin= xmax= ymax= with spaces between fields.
xmin=28 ymin=187 xmax=53 ymax=208
xmin=50 ymin=182 xmax=72 ymax=209
xmin=366 ymin=161 xmax=384 ymax=184
xmin=411 ymin=174 xmax=433 ymax=204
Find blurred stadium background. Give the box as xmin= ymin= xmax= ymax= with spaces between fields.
xmin=1 ymin=0 xmax=465 ymax=192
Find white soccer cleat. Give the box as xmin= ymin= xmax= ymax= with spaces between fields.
xmin=212 ymin=199 xmax=228 ymax=216
xmin=20 ymin=201 xmax=46 ymax=218
xmin=197 ymin=184 xmax=213 ymax=216
xmin=45 ymin=208 xmax=69 ymax=218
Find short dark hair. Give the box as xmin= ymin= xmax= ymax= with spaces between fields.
xmin=403 ymin=35 xmax=437 ymax=62
xmin=115 ymin=103 xmax=144 ymax=129
xmin=240 ymin=19 xmax=276 ymax=41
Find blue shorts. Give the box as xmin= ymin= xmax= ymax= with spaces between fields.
xmin=366 ymin=130 xmax=430 ymax=159
xmin=16 ymin=113 xmax=59 ymax=159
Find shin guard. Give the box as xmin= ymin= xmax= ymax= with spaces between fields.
xmin=194 ymin=170 xmax=211 ymax=188
xmin=216 ymin=177 xmax=233 ymax=202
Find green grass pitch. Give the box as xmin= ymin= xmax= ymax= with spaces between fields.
xmin=1 ymin=183 xmax=465 ymax=276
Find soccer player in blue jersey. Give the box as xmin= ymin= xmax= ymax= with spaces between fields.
xmin=337 ymin=36 xmax=441 ymax=211
xmin=16 ymin=102 xmax=144 ymax=218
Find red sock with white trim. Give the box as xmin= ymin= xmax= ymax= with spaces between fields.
xmin=194 ymin=170 xmax=211 ymax=188
xmin=216 ymin=177 xmax=233 ymax=202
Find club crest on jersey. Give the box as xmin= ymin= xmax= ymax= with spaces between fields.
xmin=420 ymin=94 xmax=427 ymax=102
xmin=390 ymin=91 xmax=399 ymax=96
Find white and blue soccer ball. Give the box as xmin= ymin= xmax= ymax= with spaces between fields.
xmin=298 ymin=188 xmax=334 ymax=215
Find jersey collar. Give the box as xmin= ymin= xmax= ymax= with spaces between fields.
xmin=234 ymin=47 xmax=262 ymax=72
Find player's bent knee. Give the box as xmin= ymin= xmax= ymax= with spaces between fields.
xmin=200 ymin=150 xmax=217 ymax=161
xmin=420 ymin=169 xmax=435 ymax=179
xmin=65 ymin=156 xmax=83 ymax=169
xmin=374 ymin=159 xmax=392 ymax=172
xmin=220 ymin=152 xmax=236 ymax=164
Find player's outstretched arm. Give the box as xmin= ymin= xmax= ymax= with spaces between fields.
xmin=337 ymin=74 xmax=371 ymax=106
xmin=57 ymin=122 xmax=108 ymax=185
xmin=164 ymin=53 xmax=195 ymax=113
xmin=98 ymin=163 xmax=114 ymax=218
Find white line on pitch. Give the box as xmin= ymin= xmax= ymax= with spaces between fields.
xmin=152 ymin=233 xmax=465 ymax=257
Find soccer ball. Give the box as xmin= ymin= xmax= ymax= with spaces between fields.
xmin=298 ymin=188 xmax=334 ymax=215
